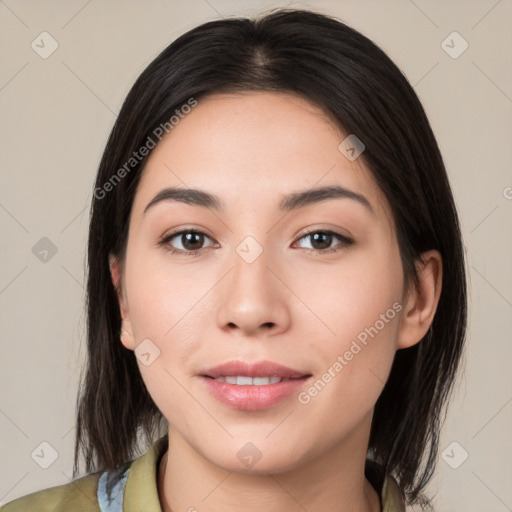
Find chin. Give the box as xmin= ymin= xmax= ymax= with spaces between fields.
xmin=201 ymin=439 xmax=307 ymax=476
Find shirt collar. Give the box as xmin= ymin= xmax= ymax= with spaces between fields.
xmin=122 ymin=436 xmax=405 ymax=512
xmin=123 ymin=436 xmax=166 ymax=511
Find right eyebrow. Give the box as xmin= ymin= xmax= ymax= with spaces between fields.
xmin=144 ymin=187 xmax=224 ymax=214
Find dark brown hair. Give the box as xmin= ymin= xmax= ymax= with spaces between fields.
xmin=74 ymin=8 xmax=467 ymax=509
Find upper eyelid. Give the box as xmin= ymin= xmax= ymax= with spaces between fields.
xmin=164 ymin=228 xmax=216 ymax=243
xmin=295 ymin=227 xmax=351 ymax=240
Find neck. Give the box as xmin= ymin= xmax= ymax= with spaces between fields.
xmin=157 ymin=416 xmax=381 ymax=512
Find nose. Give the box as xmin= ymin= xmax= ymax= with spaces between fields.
xmin=216 ymin=242 xmax=292 ymax=338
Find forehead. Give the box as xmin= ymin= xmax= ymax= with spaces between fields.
xmin=133 ymin=91 xmax=393 ymax=227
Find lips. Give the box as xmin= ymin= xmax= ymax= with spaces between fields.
xmin=199 ymin=360 xmax=309 ymax=380
xmin=198 ymin=360 xmax=312 ymax=411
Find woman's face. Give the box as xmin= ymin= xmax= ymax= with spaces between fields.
xmin=114 ymin=91 xmax=409 ymax=473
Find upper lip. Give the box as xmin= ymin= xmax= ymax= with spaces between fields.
xmin=199 ymin=360 xmax=310 ymax=379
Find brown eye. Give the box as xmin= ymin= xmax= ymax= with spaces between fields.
xmin=309 ymin=232 xmax=333 ymax=250
xmin=162 ymin=230 xmax=216 ymax=254
xmin=296 ymin=230 xmax=353 ymax=252
xmin=180 ymin=232 xmax=205 ymax=250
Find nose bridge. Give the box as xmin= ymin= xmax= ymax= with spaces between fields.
xmin=216 ymin=231 xmax=291 ymax=335
xmin=227 ymin=203 xmax=276 ymax=288
xmin=230 ymin=233 xmax=277 ymax=304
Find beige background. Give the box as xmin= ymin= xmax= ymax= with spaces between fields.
xmin=1 ymin=0 xmax=511 ymax=510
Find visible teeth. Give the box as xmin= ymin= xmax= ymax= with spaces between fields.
xmin=253 ymin=376 xmax=274 ymax=385
xmin=214 ymin=375 xmax=283 ymax=385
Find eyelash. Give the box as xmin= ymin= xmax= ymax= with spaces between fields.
xmin=159 ymin=229 xmax=353 ymax=257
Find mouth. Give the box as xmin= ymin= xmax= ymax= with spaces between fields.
xmin=198 ymin=360 xmax=312 ymax=410
xmin=199 ymin=359 xmax=310 ymax=381
xmin=203 ymin=375 xmax=301 ymax=385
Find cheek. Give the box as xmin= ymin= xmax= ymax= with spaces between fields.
xmin=123 ymin=243 xmax=217 ymax=391
xmin=125 ymin=243 xmax=206 ymax=338
xmin=295 ymin=241 xmax=403 ymax=409
xmin=298 ymin=240 xmax=403 ymax=348
xmin=295 ymin=277 xmax=402 ymax=444
xmin=123 ymin=248 xmax=210 ymax=426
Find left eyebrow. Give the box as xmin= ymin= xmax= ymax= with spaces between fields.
xmin=279 ymin=185 xmax=375 ymax=216
xmin=143 ymin=185 xmax=375 ymax=216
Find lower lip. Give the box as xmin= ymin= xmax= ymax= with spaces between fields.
xmin=200 ymin=376 xmax=311 ymax=411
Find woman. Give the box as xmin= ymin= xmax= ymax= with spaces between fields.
xmin=2 ymin=8 xmax=467 ymax=512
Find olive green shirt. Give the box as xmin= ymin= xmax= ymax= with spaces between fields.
xmin=2 ymin=436 xmax=405 ymax=511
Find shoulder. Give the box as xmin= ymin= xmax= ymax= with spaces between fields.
xmin=1 ymin=436 xmax=168 ymax=512
xmin=381 ymin=473 xmax=406 ymax=512
xmin=365 ymin=458 xmax=406 ymax=512
xmin=0 ymin=472 xmax=101 ymax=512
